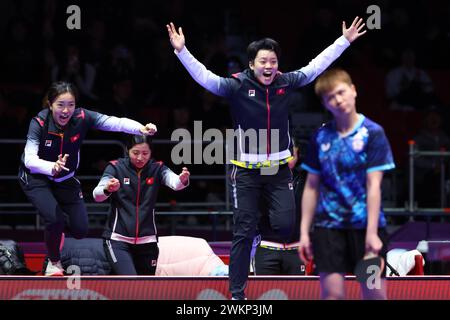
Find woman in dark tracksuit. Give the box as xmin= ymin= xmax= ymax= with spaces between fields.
xmin=93 ymin=135 xmax=190 ymax=275
xmin=18 ymin=81 xmax=157 ymax=276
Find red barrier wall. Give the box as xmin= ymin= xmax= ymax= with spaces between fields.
xmin=0 ymin=276 xmax=449 ymax=300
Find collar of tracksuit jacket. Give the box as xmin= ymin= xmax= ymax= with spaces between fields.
xmin=35 ymin=108 xmax=88 ymax=180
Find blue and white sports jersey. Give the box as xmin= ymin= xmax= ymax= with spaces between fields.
xmin=301 ymin=114 xmax=395 ymax=229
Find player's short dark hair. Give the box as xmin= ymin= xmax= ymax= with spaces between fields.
xmin=247 ymin=38 xmax=281 ymax=63
xmin=314 ymin=68 xmax=353 ymax=98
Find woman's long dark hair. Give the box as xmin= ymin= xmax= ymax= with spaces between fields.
xmin=126 ymin=134 xmax=152 ymax=151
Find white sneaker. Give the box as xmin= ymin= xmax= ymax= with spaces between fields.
xmin=231 ymin=295 xmax=247 ymax=300
xmin=45 ymin=260 xmax=65 ymax=276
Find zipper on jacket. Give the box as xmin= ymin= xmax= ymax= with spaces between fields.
xmin=135 ymin=170 xmax=141 ymax=244
xmin=48 ymin=132 xmax=64 ymax=155
xmin=265 ymin=87 xmax=271 ymax=159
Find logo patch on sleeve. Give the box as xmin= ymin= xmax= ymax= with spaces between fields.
xmin=35 ymin=117 xmax=45 ymax=127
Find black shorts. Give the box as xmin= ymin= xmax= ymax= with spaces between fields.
xmin=312 ymin=227 xmax=389 ymax=276
xmin=254 ymin=246 xmax=305 ymax=275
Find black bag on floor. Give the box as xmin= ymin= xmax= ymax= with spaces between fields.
xmin=0 ymin=239 xmax=36 ymax=275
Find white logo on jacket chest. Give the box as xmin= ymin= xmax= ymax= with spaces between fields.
xmin=352 ymin=127 xmax=368 ymax=152
xmin=248 ymin=89 xmax=255 ymax=97
xmin=320 ymin=143 xmax=331 ymax=152
xmin=123 ymin=178 xmax=130 ymax=185
xmin=45 ymin=140 xmax=52 ymax=147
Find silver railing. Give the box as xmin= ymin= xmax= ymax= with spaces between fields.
xmin=1 ymin=139 xmax=449 ymax=241
xmin=408 ymin=140 xmax=450 ymax=211
xmin=0 ymin=138 xmax=232 ymax=240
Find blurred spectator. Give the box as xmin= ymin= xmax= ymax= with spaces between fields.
xmin=191 ymin=92 xmax=230 ymax=212
xmin=51 ymin=43 xmax=98 ymax=103
xmin=0 ymin=91 xmax=19 ymax=138
xmin=41 ymin=18 xmax=55 ymax=46
xmin=85 ymin=19 xmax=108 ymax=68
xmin=385 ymin=48 xmax=436 ymax=111
xmin=420 ymin=21 xmax=450 ymax=68
xmin=99 ymin=76 xmax=138 ymax=118
xmin=226 ymin=55 xmax=245 ymax=76
xmin=380 ymin=7 xmax=416 ymax=66
xmin=40 ymin=46 xmax=58 ymax=85
xmin=95 ymin=43 xmax=135 ymax=99
xmin=414 ymin=107 xmax=450 ymax=208
xmin=202 ymin=33 xmax=229 ymax=77
xmin=295 ymin=7 xmax=337 ymax=65
xmin=90 ymin=74 xmax=140 ymax=175
xmin=192 ymin=91 xmax=231 ymax=133
xmin=1 ymin=17 xmax=39 ymax=83
xmin=168 ymin=105 xmax=192 ymax=136
xmin=140 ymin=37 xmax=190 ymax=108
